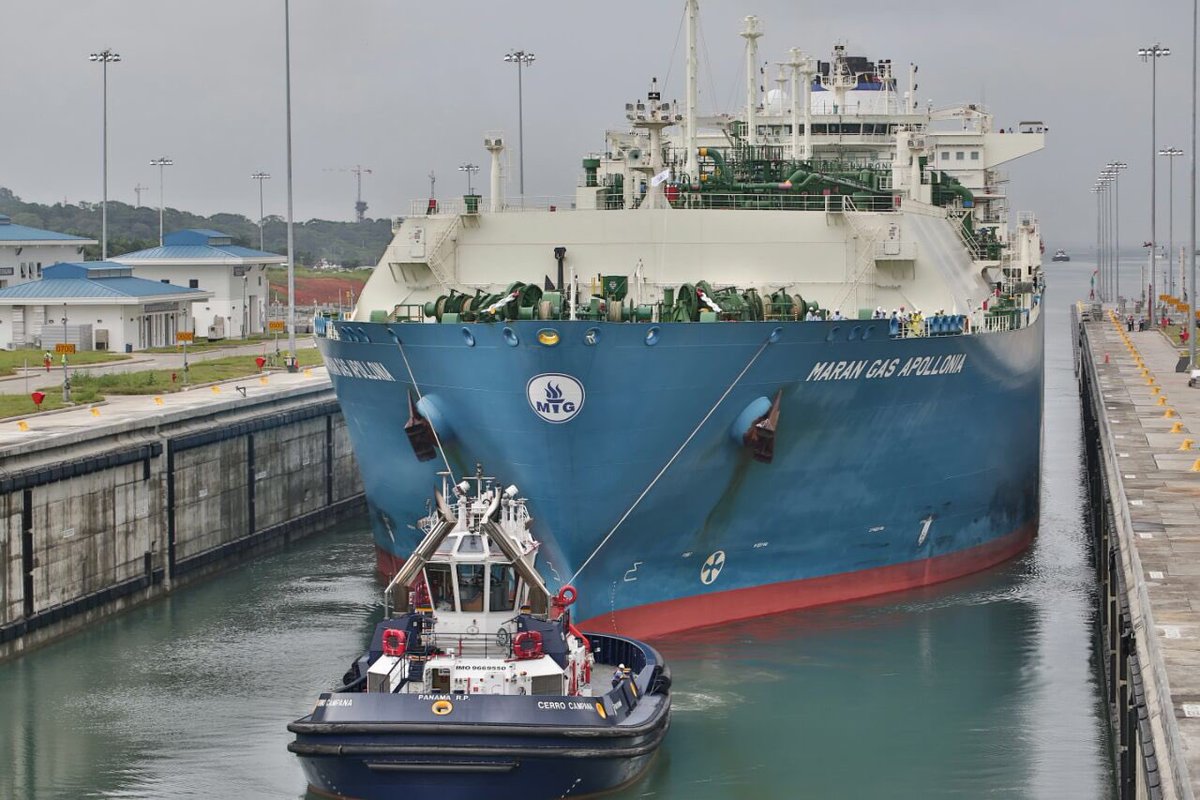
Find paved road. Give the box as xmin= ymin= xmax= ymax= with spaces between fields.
xmin=0 ymin=364 xmax=332 ymax=450
xmin=0 ymin=336 xmax=317 ymax=391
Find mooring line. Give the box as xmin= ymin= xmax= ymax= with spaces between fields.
xmin=568 ymin=336 xmax=773 ymax=584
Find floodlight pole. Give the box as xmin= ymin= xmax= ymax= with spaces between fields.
xmin=284 ymin=0 xmax=296 ymax=355
xmin=89 ymin=49 xmax=120 ymax=260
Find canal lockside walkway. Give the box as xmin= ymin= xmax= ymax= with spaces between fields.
xmin=1081 ymin=307 xmax=1200 ymax=800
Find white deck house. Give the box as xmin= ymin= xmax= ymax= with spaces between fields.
xmin=111 ymin=229 xmax=285 ymax=339
xmin=0 ymin=214 xmax=97 ymax=289
xmin=0 ymin=262 xmax=211 ymax=352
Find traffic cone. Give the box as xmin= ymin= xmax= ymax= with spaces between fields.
xmin=1171 ymin=421 xmax=1184 ymax=433
xmin=1180 ymin=439 xmax=1194 ymax=451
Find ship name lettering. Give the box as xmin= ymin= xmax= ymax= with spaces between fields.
xmin=327 ymin=357 xmax=397 ymax=382
xmin=806 ymin=354 xmax=965 ymax=382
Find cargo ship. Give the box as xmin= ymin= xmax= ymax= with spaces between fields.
xmin=315 ymin=2 xmax=1046 ymax=639
xmin=1052 ymin=249 xmax=1070 ymax=262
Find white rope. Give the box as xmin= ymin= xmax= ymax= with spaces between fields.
xmin=568 ymin=336 xmax=773 ymax=584
xmin=396 ymin=339 xmax=455 ymax=481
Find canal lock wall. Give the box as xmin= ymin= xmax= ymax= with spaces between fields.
xmin=0 ymin=382 xmax=365 ymax=661
xmin=1076 ymin=306 xmax=1190 ymax=800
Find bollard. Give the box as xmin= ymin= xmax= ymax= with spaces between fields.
xmin=1164 ymin=408 xmax=1177 ymax=418
xmin=1191 ymin=458 xmax=1200 ymax=472
xmin=1157 ymin=396 xmax=1167 ymax=406
xmin=90 ymin=407 xmax=100 ymax=417
xmin=1171 ymin=421 xmax=1184 ymax=433
xmin=1180 ymin=439 xmax=1194 ymax=451
xmin=211 ymin=386 xmax=221 ymax=394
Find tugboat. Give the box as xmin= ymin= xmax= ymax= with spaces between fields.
xmin=288 ymin=468 xmax=672 ymax=800
xmin=1052 ymin=248 xmax=1070 ymax=262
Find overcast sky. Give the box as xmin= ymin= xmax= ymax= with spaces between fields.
xmin=2 ymin=1 xmax=1197 ymax=249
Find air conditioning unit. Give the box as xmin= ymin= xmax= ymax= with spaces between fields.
xmin=908 ymin=136 xmax=926 ymax=150
xmin=207 ymin=316 xmax=226 ymax=340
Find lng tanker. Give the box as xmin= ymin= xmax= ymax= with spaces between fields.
xmin=315 ymin=2 xmax=1047 ymax=638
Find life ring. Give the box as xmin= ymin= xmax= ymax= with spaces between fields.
xmin=555 ymin=585 xmax=578 ymax=606
xmin=382 ymin=628 xmax=407 ymax=657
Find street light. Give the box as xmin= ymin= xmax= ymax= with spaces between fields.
xmin=458 ymin=163 xmax=479 ymax=195
xmin=503 ymin=49 xmax=535 ymax=198
xmin=1139 ymin=43 xmax=1171 ymax=318
xmin=284 ymin=0 xmax=297 ymax=358
xmin=1105 ymin=161 xmax=1128 ymax=302
xmin=150 ymin=157 xmax=173 ymax=246
xmin=251 ymin=172 xmax=271 ymax=251
xmin=1099 ymin=175 xmax=1115 ymax=301
xmin=89 ymin=48 xmax=120 ymax=261
xmin=1159 ymin=147 xmax=1184 ymax=298
xmin=1092 ymin=184 xmax=1106 ymax=302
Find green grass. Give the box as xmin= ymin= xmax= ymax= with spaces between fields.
xmin=0 ymin=348 xmax=131 ymax=377
xmin=0 ymin=349 xmax=324 ymax=420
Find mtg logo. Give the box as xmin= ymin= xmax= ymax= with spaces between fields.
xmin=526 ymin=373 xmax=585 ymax=424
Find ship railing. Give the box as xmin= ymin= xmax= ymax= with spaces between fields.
xmin=421 ymin=630 xmax=515 ymax=660
xmin=408 ymin=196 xmax=578 ymax=216
xmin=677 ymin=193 xmax=897 ymax=212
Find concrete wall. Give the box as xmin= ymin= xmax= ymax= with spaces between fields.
xmin=0 ymin=384 xmax=363 ymax=660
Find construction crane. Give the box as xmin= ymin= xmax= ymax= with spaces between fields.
xmin=133 ymin=183 xmax=150 ymax=207
xmin=325 ymin=165 xmax=373 ymax=222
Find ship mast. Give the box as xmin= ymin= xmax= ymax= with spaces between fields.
xmin=684 ymin=0 xmax=699 ymax=181
xmin=741 ymin=16 xmax=762 ymax=146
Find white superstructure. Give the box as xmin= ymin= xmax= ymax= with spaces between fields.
xmin=355 ymin=4 xmax=1046 ymax=329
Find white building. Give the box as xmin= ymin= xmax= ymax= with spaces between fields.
xmin=0 ymin=262 xmax=211 ymax=352
xmin=0 ymin=214 xmax=97 ymax=289
xmin=111 ymin=229 xmax=286 ymax=339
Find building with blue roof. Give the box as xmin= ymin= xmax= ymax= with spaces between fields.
xmin=0 ymin=262 xmax=212 ymax=352
xmin=0 ymin=214 xmax=97 ymax=290
xmin=111 ymin=229 xmax=286 ymax=338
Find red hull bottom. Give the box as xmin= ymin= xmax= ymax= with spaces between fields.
xmin=376 ymin=521 xmax=1037 ymax=640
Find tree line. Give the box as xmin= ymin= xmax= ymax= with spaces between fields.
xmin=0 ymin=187 xmax=394 ymax=268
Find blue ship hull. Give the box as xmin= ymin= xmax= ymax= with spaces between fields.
xmin=317 ymin=314 xmax=1043 ymax=637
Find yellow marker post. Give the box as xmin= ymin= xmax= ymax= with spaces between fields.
xmin=1192 ymin=459 xmax=1200 ymax=472
xmin=17 ymin=420 xmax=29 ymax=432
xmin=211 ymin=386 xmax=221 ymax=394
xmin=154 ymin=396 xmax=164 ymax=406
xmin=1180 ymin=439 xmax=1194 ymax=451
xmin=303 ymin=368 xmax=313 ymax=378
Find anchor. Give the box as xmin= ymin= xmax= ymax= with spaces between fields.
xmin=743 ymin=388 xmax=783 ymax=463
xmin=404 ymin=390 xmax=438 ymax=462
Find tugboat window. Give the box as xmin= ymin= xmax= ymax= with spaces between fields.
xmin=457 ymin=564 xmax=485 ymax=612
xmin=426 ymin=563 xmax=456 ymax=611
xmin=489 ymin=564 xmax=517 ymax=611
xmin=457 ymin=534 xmax=484 ymax=554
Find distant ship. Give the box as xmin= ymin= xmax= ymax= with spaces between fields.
xmin=1052 ymin=249 xmax=1070 ymax=262
xmin=315 ymin=1 xmax=1047 ymax=639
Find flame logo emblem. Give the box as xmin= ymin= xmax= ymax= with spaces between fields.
xmin=527 ymin=373 xmax=585 ymax=424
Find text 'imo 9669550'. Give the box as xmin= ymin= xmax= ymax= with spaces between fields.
xmin=315 ymin=1 xmax=1047 ymax=639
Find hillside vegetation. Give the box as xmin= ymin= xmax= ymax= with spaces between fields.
xmin=0 ymin=187 xmax=394 ymax=268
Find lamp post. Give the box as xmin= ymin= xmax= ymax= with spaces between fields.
xmin=458 ymin=163 xmax=479 ymax=195
xmin=503 ymin=50 xmax=535 ymax=198
xmin=1159 ymin=147 xmax=1184 ymax=299
xmin=1139 ymin=43 xmax=1171 ymax=319
xmin=89 ymin=49 xmax=120 ymax=261
xmin=150 ymin=157 xmax=173 ymax=246
xmin=1099 ymin=175 xmax=1114 ymax=300
xmin=284 ymin=0 xmax=297 ymax=358
xmin=1092 ymin=184 xmax=1105 ymax=302
xmin=1105 ymin=161 xmax=1128 ymax=302
xmin=251 ymin=172 xmax=271 ymax=251
xmin=1190 ymin=0 xmax=1197 ymax=369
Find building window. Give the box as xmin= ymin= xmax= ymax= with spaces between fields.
xmin=161 ymin=279 xmax=170 ymax=284
xmin=189 ymin=279 xmax=199 ymax=289
xmin=970 ymin=151 xmax=980 ymax=161
xmin=956 ymin=151 xmax=965 ymax=161
xmin=36 ymin=263 xmax=42 ymax=276
xmin=19 ymin=263 xmax=25 ymax=279
xmin=940 ymin=151 xmax=949 ymax=160
xmin=258 ymin=276 xmax=262 ymax=286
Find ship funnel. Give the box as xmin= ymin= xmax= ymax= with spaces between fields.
xmin=485 ymin=136 xmax=505 ymax=212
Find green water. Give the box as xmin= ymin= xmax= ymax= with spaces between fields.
xmin=0 ymin=264 xmax=1112 ymax=799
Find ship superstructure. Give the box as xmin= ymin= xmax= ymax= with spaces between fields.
xmin=317 ymin=2 xmax=1047 ymax=638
